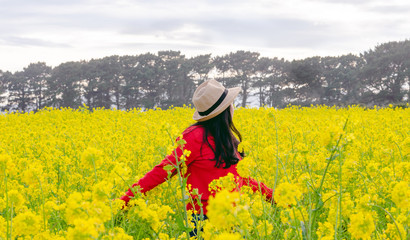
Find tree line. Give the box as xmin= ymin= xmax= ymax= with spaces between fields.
xmin=0 ymin=40 xmax=409 ymax=112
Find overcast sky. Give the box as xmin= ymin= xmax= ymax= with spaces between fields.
xmin=0 ymin=0 xmax=409 ymax=72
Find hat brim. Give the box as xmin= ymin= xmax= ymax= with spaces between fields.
xmin=193 ymin=87 xmax=241 ymax=122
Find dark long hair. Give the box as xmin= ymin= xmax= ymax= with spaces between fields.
xmin=193 ymin=105 xmax=244 ymax=168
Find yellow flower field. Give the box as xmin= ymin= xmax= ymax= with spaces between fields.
xmin=0 ymin=105 xmax=409 ymax=239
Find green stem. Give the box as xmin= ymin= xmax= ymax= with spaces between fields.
xmin=173 ymin=148 xmax=190 ymax=240
xmin=92 ymin=157 xmax=98 ymax=183
xmin=272 ymin=114 xmax=280 ymax=193
xmin=10 ymin=202 xmax=13 ymax=240
xmin=110 ymin=196 xmax=114 ymax=233
xmin=165 ymin=128 xmax=190 ymax=239
xmin=310 ymin=117 xmax=349 ymax=238
xmin=370 ymin=204 xmax=403 ymax=240
xmin=336 ymin=151 xmax=342 ymax=238
xmin=35 ymin=175 xmax=47 ymax=231
xmin=392 ymin=141 xmax=404 ymax=162
xmin=4 ymin=167 xmax=10 ymax=240
xmin=317 ymin=135 xmax=342 ymax=197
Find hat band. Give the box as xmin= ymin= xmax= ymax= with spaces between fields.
xmin=198 ymin=89 xmax=228 ymax=116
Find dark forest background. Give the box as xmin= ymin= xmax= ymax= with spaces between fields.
xmin=0 ymin=40 xmax=409 ymax=112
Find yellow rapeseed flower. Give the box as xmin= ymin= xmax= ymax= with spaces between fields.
xmin=13 ymin=210 xmax=42 ymax=237
xmin=7 ymin=189 xmax=25 ymax=210
xmin=80 ymin=147 xmax=103 ymax=169
xmin=236 ymin=157 xmax=256 ymax=178
xmin=102 ymin=227 xmax=133 ymax=240
xmin=316 ymin=221 xmax=335 ymax=240
xmin=207 ymin=189 xmax=240 ymax=230
xmin=208 ymin=173 xmax=238 ymax=193
xmin=385 ymin=222 xmax=406 ymax=240
xmin=92 ymin=180 xmax=113 ymax=201
xmin=0 ymin=215 xmax=7 ymax=239
xmin=349 ymin=211 xmax=375 ymax=240
xmin=213 ymin=232 xmax=242 ymax=240
xmin=256 ymin=220 xmax=273 ymax=237
xmin=274 ymin=182 xmax=302 ymax=208
xmin=0 ymin=197 xmax=6 ymax=212
xmin=391 ymin=181 xmax=410 ymax=210
xmin=0 ymin=153 xmax=11 ymax=172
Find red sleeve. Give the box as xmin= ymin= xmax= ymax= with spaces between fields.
xmin=240 ymin=177 xmax=275 ymax=204
xmin=120 ymin=130 xmax=198 ymax=204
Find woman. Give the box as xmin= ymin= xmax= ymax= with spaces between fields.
xmin=120 ymin=79 xmax=273 ymax=233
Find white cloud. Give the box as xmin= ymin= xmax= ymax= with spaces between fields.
xmin=0 ymin=0 xmax=409 ymax=72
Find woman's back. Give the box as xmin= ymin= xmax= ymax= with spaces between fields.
xmin=182 ymin=125 xmax=242 ymax=200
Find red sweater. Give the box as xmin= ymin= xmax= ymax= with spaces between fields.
xmin=120 ymin=125 xmax=273 ymax=214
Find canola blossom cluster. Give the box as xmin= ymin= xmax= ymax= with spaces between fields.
xmin=0 ymin=105 xmax=409 ymax=239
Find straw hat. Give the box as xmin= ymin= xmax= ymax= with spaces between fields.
xmin=192 ymin=79 xmax=241 ymax=121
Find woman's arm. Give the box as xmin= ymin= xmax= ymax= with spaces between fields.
xmin=119 ymin=155 xmax=179 ymax=203
xmin=120 ymin=131 xmax=197 ymax=204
